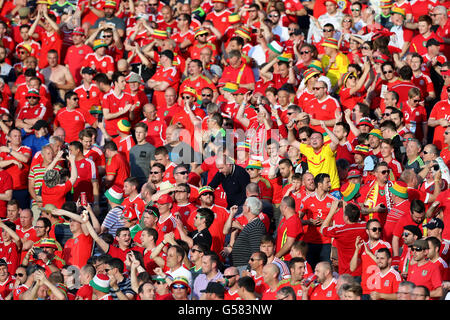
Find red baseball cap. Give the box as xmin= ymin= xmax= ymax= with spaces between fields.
xmin=157 ymin=194 xmax=173 ymax=205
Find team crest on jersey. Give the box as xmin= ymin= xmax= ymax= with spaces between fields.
xmin=162 ymin=226 xmax=167 ymax=232
xmin=75 ymin=116 xmax=80 ymax=121
xmin=384 ymin=280 xmax=390 ymax=286
xmin=326 ymin=291 xmax=332 ymax=297
xmin=51 ymin=36 xmax=55 ymax=42
xmin=164 ymin=111 xmax=169 ymax=116
xmin=80 ymin=163 xmax=85 ymax=168
xmin=422 ymin=270 xmax=428 ymax=276
xmin=154 ymin=126 xmax=159 ymax=131
xmin=327 ymin=203 xmax=332 ymax=208
xmin=222 ymin=17 xmax=226 ymax=22
xmin=79 ymin=50 xmax=84 ymax=54
xmin=419 ymin=80 xmax=424 ymax=86
xmin=102 ymin=61 xmax=107 ymax=67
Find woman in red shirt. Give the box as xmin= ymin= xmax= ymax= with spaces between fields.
xmin=339 ymin=59 xmax=371 ymax=111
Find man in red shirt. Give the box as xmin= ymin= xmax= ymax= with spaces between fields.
xmin=41 ymin=153 xmax=78 ymax=209
xmin=261 ymin=263 xmax=280 ymax=300
xmin=15 ymin=89 xmax=49 ymax=132
xmin=54 ymin=91 xmax=97 ymax=143
xmin=64 ymin=27 xmax=93 ymax=86
xmin=82 ymin=39 xmax=114 ymax=78
xmin=430 ymin=5 xmax=450 ymax=60
xmin=428 ymin=95 xmax=450 ymax=151
xmin=275 ymin=196 xmax=303 ymax=261
xmin=407 ymin=239 xmax=443 ymax=299
xmin=147 ymin=50 xmax=181 ymax=109
xmin=69 ymin=141 xmax=99 ymax=207
xmin=102 ymin=72 xmax=137 ymax=137
xmin=321 ymin=202 xmax=368 ymax=276
xmin=368 ymin=248 xmax=402 ymax=300
xmin=0 ymin=128 xmax=32 ymax=209
xmin=74 ymin=67 xmax=103 ymax=115
xmin=0 ymin=168 xmax=12 ymax=218
xmin=219 ymin=50 xmax=254 ymax=91
xmin=410 ymin=15 xmax=443 ymax=57
xmin=205 ymin=0 xmax=232 ymax=37
xmin=307 ymin=261 xmax=339 ymax=300
xmin=140 ymin=103 xmax=167 ymax=148
xmin=104 ymin=140 xmax=130 ymax=189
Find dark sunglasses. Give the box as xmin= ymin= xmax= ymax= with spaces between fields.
xmin=300 ymin=50 xmax=310 ymax=55
xmin=103 ymin=35 xmax=112 ymax=38
xmin=300 ymin=138 xmax=308 ymax=142
xmin=191 ymin=248 xmax=203 ymax=253
xmin=268 ymin=14 xmax=279 ymax=18
xmin=362 ymin=46 xmax=371 ymax=50
xmin=105 ymin=268 xmax=111 ymax=272
xmin=379 ymin=170 xmax=389 ymax=175
xmin=411 ymin=247 xmax=424 ymax=252
xmin=249 ymin=258 xmax=261 ymax=262
xmin=150 ymin=171 xmax=161 ymax=174
xmin=149 ymin=3 xmax=158 ymax=5
xmin=351 ymin=8 xmax=360 ymax=11
xmin=182 ymin=96 xmax=191 ymax=99
xmin=18 ymin=51 xmax=27 ymax=54
xmin=383 ymin=70 xmax=393 ymax=74
xmin=72 ymin=97 xmax=79 ymax=101
xmin=287 ymin=112 xmax=294 ymax=115
xmin=413 ymin=99 xmax=420 ymax=103
xmin=224 ymin=274 xmax=238 ymax=279
xmin=323 ymin=28 xmax=333 ymax=32
xmin=172 ymin=284 xmax=186 ymax=289
xmin=382 ymin=113 xmax=391 ymax=116
xmin=370 ymin=227 xmax=382 ymax=232
xmin=176 ymin=171 xmax=189 ymax=175
xmin=202 ymin=93 xmax=212 ymax=97
xmin=15 ymin=273 xmax=25 ymax=277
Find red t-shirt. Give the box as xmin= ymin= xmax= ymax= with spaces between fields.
xmin=54 ymin=107 xmax=96 ymax=143
xmin=82 ymin=53 xmax=114 ymax=75
xmin=102 ymin=91 xmax=136 ymax=137
xmin=64 ymin=44 xmax=94 ymax=85
xmin=322 ymin=222 xmax=368 ymax=276
xmin=275 ymin=214 xmax=304 ymax=260
xmin=63 ymin=233 xmax=94 ymax=269
xmin=41 ymin=180 xmax=73 ymax=208
xmin=0 ymin=170 xmax=12 ymax=218
xmin=74 ymin=83 xmax=103 ymax=114
xmin=407 ymin=260 xmax=442 ymax=294
xmin=358 ymin=240 xmax=392 ymax=294
xmin=0 ymin=146 xmax=32 ymax=190
xmin=369 ymin=267 xmax=402 ymax=297
xmin=150 ymin=66 xmax=180 ymax=109
xmin=308 ymin=96 xmax=340 ymax=133
xmin=73 ymin=157 xmax=97 ymax=203
xmin=429 ymin=100 xmax=450 ymax=150
xmin=308 ymin=278 xmax=339 ymax=300
xmin=301 ymin=193 xmax=337 ymax=244
xmin=105 ymin=152 xmax=130 ymax=188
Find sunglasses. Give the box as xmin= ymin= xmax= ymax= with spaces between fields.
xmin=246 ymin=168 xmax=256 ymax=171
xmin=287 ymin=112 xmax=294 ymax=116
xmin=370 ymin=227 xmax=382 ymax=232
xmin=379 ymin=170 xmax=389 ymax=175
xmin=445 ymin=132 xmax=449 ymax=135
xmin=105 ymin=268 xmax=111 ymax=272
xmin=72 ymin=97 xmax=79 ymax=101
xmin=343 ymin=19 xmax=352 ymax=22
xmin=362 ymin=46 xmax=371 ymax=50
xmin=413 ymin=99 xmax=420 ymax=103
xmin=182 ymin=96 xmax=191 ymax=99
xmin=191 ymin=248 xmax=203 ymax=253
xmin=150 ymin=171 xmax=161 ymax=174
xmin=423 ymin=150 xmax=429 ymax=154
xmin=103 ymin=35 xmax=112 ymax=38
xmin=268 ymin=14 xmax=279 ymax=18
xmin=176 ymin=171 xmax=189 ymax=175
xmin=27 ymin=96 xmax=38 ymax=99
xmin=249 ymin=258 xmax=261 ymax=262
xmin=313 ymin=87 xmax=325 ymax=90
xmin=382 ymin=113 xmax=391 ymax=116
xmin=447 ymin=87 xmax=450 ymax=92
xmin=411 ymin=247 xmax=424 ymax=252
xmin=18 ymin=51 xmax=27 ymax=54
xmin=323 ymin=28 xmax=333 ymax=32
xmin=149 ymin=3 xmax=158 ymax=5
xmin=172 ymin=284 xmax=186 ymax=289
xmin=402 ymin=232 xmax=411 ymax=237
xmin=15 ymin=273 xmax=25 ymax=277
xmin=202 ymin=94 xmax=212 ymax=97
xmin=300 ymin=50 xmax=310 ymax=55
xmin=351 ymin=8 xmax=360 ymax=11
xmin=2 ymin=119 xmax=12 ymax=122
xmin=300 ymin=138 xmax=308 ymax=142
xmin=383 ymin=70 xmax=393 ymax=74
xmin=224 ymin=274 xmax=238 ymax=279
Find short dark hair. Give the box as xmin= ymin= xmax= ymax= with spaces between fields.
xmin=288 ymin=257 xmax=306 ymax=270
xmin=197 ymin=207 xmax=215 ymax=228
xmin=142 ymin=227 xmax=158 ymax=242
xmin=380 ymin=120 xmax=397 ymax=132
xmin=410 ymin=199 xmax=425 ymax=214
xmin=69 ymin=141 xmax=83 ymax=153
xmin=238 ymin=276 xmax=255 ymax=292
xmin=377 ymin=247 xmax=391 ymax=259
xmin=169 ymin=244 xmax=185 ymax=260
xmin=344 ymin=203 xmax=360 ymax=223
xmin=398 ymin=65 xmax=413 ymax=80
xmin=106 ymin=257 xmax=125 ymax=274
xmin=314 ymin=173 xmax=330 ymax=186
xmin=104 ymin=140 xmax=118 ymax=151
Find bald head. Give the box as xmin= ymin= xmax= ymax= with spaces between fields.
xmin=117 ymin=59 xmax=130 ymax=73
xmin=263 ymin=263 xmax=280 ymax=284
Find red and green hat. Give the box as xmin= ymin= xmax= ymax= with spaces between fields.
xmin=373 ymin=53 xmax=390 ymax=64
xmin=93 ymin=39 xmax=108 ymax=51
xmin=182 ymin=86 xmax=197 ymax=98
xmin=357 ymin=117 xmax=374 ymax=129
xmin=117 ymin=119 xmax=131 ymax=134
xmin=198 ymin=186 xmax=215 ymax=196
xmin=303 ymin=68 xmax=320 ymax=82
xmin=246 ymin=159 xmax=262 ymax=170
xmin=228 ymin=13 xmax=241 ymax=24
xmin=222 ymin=82 xmax=239 ymax=93
xmin=90 ymin=274 xmax=110 ymax=293
xmin=152 ymin=29 xmax=168 ymax=40
xmin=36 ymin=238 xmax=58 ymax=250
xmin=342 ymin=72 xmax=356 ymax=85
xmin=235 ymin=26 xmax=251 ymax=40
xmin=105 ymin=185 xmax=124 ymax=204
xmin=278 ymin=52 xmax=293 ymax=62
xmin=26 ymin=88 xmax=40 ymax=98
xmin=380 ymin=0 xmax=393 ymax=8
xmin=391 ymin=7 xmax=406 ymax=17
xmin=341 ymin=182 xmax=361 ymax=202
xmin=104 ymin=0 xmax=117 ymax=9
xmin=268 ymin=40 xmax=284 ymax=55
xmin=369 ymin=128 xmax=383 ymax=140
xmin=321 ymin=37 xmax=339 ymax=50
xmin=194 ymin=28 xmax=209 ymax=38
xmin=308 ymin=60 xmax=323 ymax=73
xmin=354 ymin=144 xmax=370 ymax=156
xmin=389 ymin=181 xmax=408 ymax=199
xmin=170 ymin=277 xmax=191 ymax=294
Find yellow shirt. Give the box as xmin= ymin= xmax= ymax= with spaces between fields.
xmin=299 ymin=143 xmax=340 ymax=191
xmin=321 ymin=52 xmax=349 ymax=87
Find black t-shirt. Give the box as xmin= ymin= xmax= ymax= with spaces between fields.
xmin=188 ymin=228 xmax=212 ymax=250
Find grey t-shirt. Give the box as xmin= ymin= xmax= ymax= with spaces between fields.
xmin=129 ymin=143 xmax=155 ymax=185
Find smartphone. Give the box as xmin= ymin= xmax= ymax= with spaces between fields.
xmin=33 ymin=247 xmax=43 ymax=260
